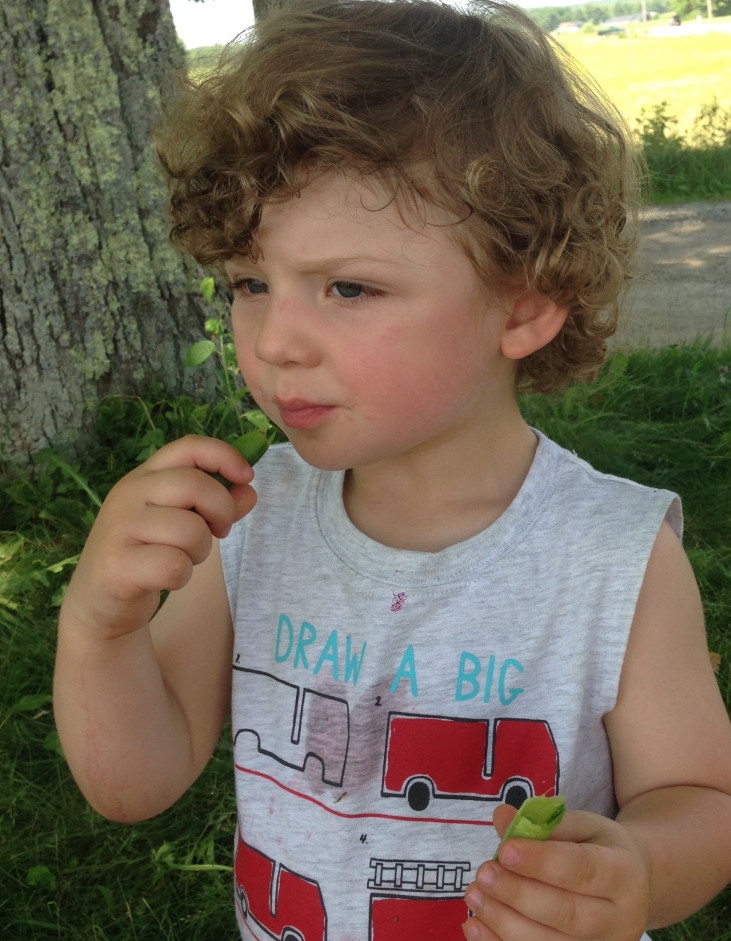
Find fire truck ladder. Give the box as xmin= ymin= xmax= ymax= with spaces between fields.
xmin=368 ymin=858 xmax=471 ymax=894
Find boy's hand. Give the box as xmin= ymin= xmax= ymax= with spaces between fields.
xmin=463 ymin=805 xmax=651 ymax=941
xmin=61 ymin=435 xmax=257 ymax=640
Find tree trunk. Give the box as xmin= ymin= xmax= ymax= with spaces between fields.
xmin=252 ymin=0 xmax=277 ymax=21
xmin=0 ymin=0 xmax=216 ymax=472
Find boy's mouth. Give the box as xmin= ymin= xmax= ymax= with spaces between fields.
xmin=274 ymin=398 xmax=335 ymax=430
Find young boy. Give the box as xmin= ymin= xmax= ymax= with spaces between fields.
xmin=55 ymin=2 xmax=731 ymax=939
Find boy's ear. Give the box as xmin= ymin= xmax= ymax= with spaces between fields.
xmin=500 ymin=290 xmax=569 ymax=361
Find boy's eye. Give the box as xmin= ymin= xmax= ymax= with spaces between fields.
xmin=330 ymin=280 xmax=369 ymax=299
xmin=229 ymin=277 xmax=268 ymax=295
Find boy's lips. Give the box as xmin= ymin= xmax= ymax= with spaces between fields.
xmin=274 ymin=398 xmax=335 ymax=430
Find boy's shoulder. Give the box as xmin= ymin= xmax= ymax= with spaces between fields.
xmin=536 ymin=431 xmax=682 ymax=540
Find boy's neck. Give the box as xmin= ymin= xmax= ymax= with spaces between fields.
xmin=342 ymin=417 xmax=538 ymax=552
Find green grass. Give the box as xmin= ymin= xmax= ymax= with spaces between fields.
xmin=642 ymin=138 xmax=731 ymax=202
xmin=2 ymin=343 xmax=731 ymax=939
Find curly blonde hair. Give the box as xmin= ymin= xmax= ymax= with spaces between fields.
xmin=156 ymin=0 xmax=641 ymax=393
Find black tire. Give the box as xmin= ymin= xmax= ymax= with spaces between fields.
xmin=503 ymin=784 xmax=530 ymax=809
xmin=406 ymin=779 xmax=432 ymax=811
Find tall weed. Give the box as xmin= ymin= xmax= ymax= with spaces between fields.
xmin=637 ymin=99 xmax=731 ymax=202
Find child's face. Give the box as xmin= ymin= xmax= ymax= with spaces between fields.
xmin=225 ymin=170 xmax=518 ymax=472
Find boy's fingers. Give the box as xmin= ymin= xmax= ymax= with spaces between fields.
xmin=470 ymin=857 xmax=613 ymax=938
xmin=492 ymin=802 xmax=518 ymax=839
xmin=465 ymin=888 xmax=579 ymax=941
xmin=122 ymin=544 xmax=196 ymax=594
xmin=127 ymin=505 xmax=214 ymax=567
xmin=144 ymin=434 xmax=255 ymax=484
xmin=136 ymin=436 xmax=259 ymax=536
xmin=496 ymin=813 xmax=633 ymax=898
xmin=125 ymin=463 xmax=254 ymax=538
xmin=137 ymin=465 xmax=232 ymax=522
xmin=498 ymin=837 xmax=608 ymax=897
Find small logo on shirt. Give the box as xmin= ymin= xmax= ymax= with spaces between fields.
xmin=390 ymin=591 xmax=408 ymax=612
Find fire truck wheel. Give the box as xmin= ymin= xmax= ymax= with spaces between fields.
xmin=281 ymin=930 xmax=305 ymax=941
xmin=406 ymin=779 xmax=432 ymax=811
xmin=503 ymin=784 xmax=530 ymax=809
xmin=236 ymin=884 xmax=249 ymax=918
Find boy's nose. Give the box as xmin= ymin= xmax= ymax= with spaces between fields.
xmin=253 ymin=295 xmax=319 ymax=368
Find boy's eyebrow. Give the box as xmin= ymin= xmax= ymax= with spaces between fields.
xmin=294 ymin=254 xmax=407 ymax=272
xmin=230 ymin=254 xmax=409 ymax=273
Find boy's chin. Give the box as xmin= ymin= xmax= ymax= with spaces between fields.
xmin=284 ymin=436 xmax=354 ymax=472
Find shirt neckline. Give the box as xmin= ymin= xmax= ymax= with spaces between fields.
xmin=315 ymin=430 xmax=558 ymax=587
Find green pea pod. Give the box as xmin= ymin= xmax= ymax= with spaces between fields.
xmin=230 ymin=429 xmax=270 ymax=467
xmin=494 ymin=795 xmax=566 ymax=859
xmin=212 ymin=429 xmax=270 ymax=488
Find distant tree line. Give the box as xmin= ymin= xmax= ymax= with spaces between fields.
xmin=523 ymin=0 xmax=729 ymax=32
xmin=674 ymin=0 xmax=731 ymax=16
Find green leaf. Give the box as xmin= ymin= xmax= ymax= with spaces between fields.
xmin=243 ymin=409 xmax=271 ymax=430
xmin=204 ymin=317 xmax=225 ymax=335
xmin=43 ymin=730 xmax=64 ymax=757
xmin=12 ymin=693 xmax=51 ymax=712
xmin=26 ymin=865 xmax=57 ymax=889
xmin=96 ymin=884 xmax=115 ymax=911
xmin=135 ymin=427 xmax=165 ymax=463
xmin=47 ymin=554 xmax=80 ymax=575
xmin=12 ymin=693 xmax=52 ymax=714
xmin=40 ymin=497 xmax=90 ymax=524
xmin=184 ymin=340 xmax=216 ymax=367
xmin=199 ymin=277 xmax=216 ymax=304
xmin=36 ymin=450 xmax=102 ymax=508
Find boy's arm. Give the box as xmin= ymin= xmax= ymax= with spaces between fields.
xmin=54 ymin=436 xmax=257 ymax=823
xmin=606 ymin=520 xmax=731 ymax=926
xmin=463 ymin=522 xmax=731 ymax=940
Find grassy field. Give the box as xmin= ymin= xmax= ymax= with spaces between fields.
xmin=560 ymin=25 xmax=731 ymax=138
xmin=2 ymin=342 xmax=731 ymax=939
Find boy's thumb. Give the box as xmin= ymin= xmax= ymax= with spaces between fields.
xmin=492 ymin=802 xmax=518 ymax=839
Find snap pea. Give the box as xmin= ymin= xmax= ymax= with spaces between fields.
xmin=212 ymin=429 xmax=270 ymax=487
xmin=230 ymin=429 xmax=270 ymax=467
xmin=494 ymin=795 xmax=566 ymax=859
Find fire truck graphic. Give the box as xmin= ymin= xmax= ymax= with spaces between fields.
xmin=381 ymin=712 xmax=559 ymax=811
xmin=235 ymin=833 xmax=472 ymax=941
xmin=367 ymin=856 xmax=472 ymax=939
xmin=369 ymin=895 xmax=469 ymax=940
xmin=233 ymin=668 xmax=350 ymax=787
xmin=235 ymin=831 xmax=327 ymax=941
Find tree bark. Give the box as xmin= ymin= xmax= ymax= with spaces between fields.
xmin=252 ymin=0 xmax=280 ymax=21
xmin=0 ymin=0 xmax=216 ymax=472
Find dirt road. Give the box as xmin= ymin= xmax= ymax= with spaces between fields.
xmin=615 ymin=201 xmax=731 ymax=348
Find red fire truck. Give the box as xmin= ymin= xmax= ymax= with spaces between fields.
xmin=235 ymin=833 xmax=475 ymax=940
xmin=369 ymin=895 xmax=468 ymax=940
xmin=234 ymin=831 xmax=327 ymax=941
xmin=368 ymin=855 xmax=471 ymax=939
xmin=381 ymin=713 xmax=558 ymax=811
